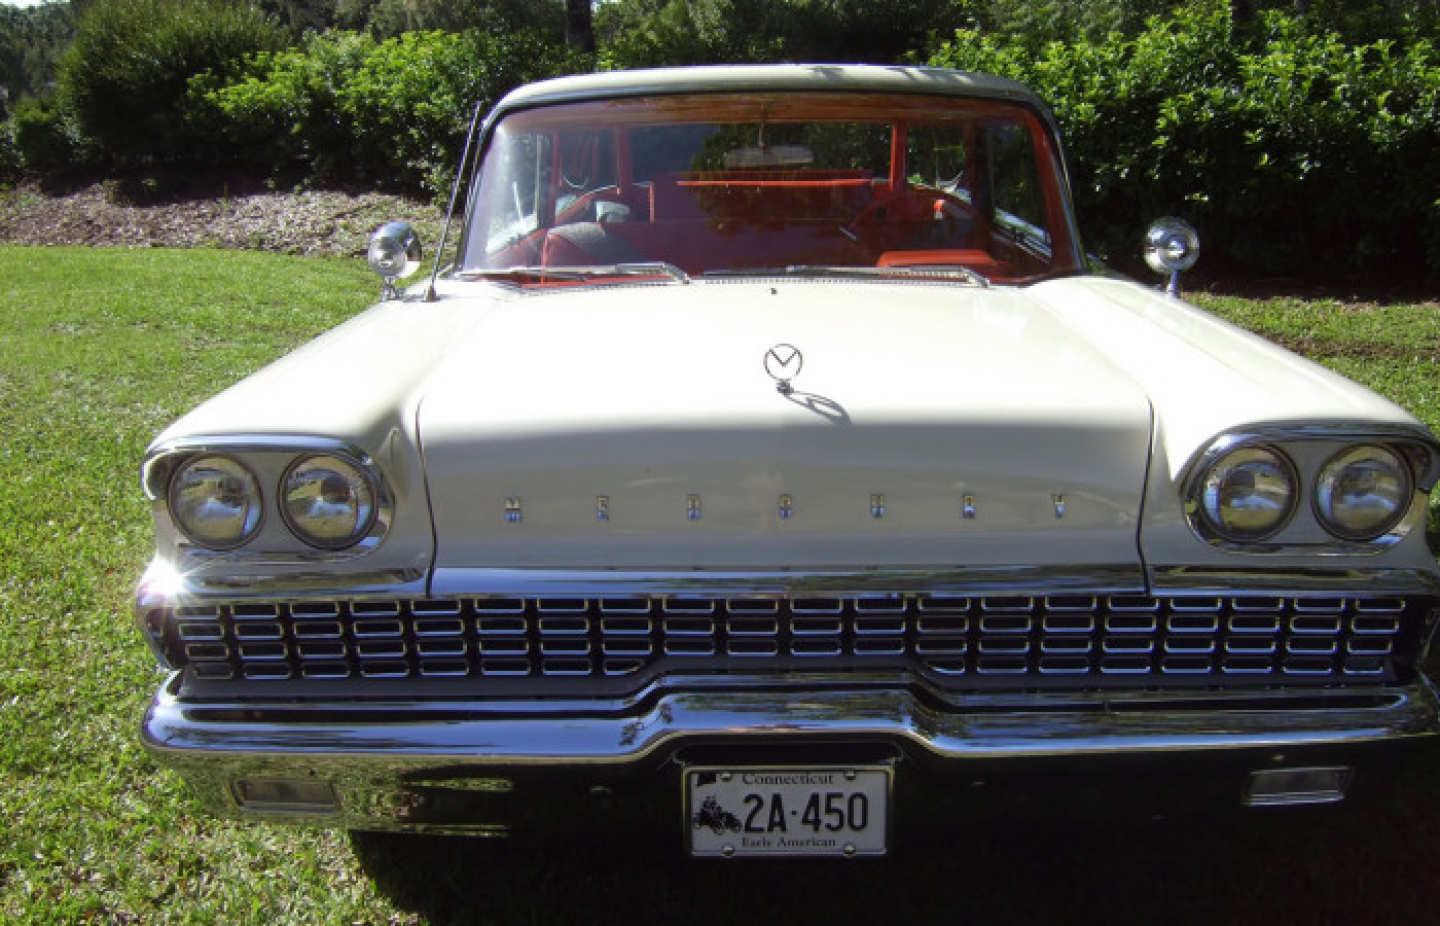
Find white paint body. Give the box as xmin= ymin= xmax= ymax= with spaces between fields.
xmin=151 ymin=274 xmax=1435 ymax=584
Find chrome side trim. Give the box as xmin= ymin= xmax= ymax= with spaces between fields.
xmin=1149 ymin=565 xmax=1440 ymax=597
xmin=428 ymin=565 xmax=1145 ymax=598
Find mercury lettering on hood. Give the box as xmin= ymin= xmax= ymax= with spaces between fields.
xmin=416 ymin=281 xmax=1153 ymax=571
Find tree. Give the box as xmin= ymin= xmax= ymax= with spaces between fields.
xmin=596 ymin=0 xmax=975 ymax=67
xmin=338 ymin=0 xmax=566 ymax=39
xmin=566 ymin=0 xmax=594 ymax=53
xmin=254 ymin=0 xmax=339 ymax=38
xmin=0 ymin=2 xmax=76 ymax=105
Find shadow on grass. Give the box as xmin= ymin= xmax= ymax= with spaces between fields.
xmin=1183 ymin=266 xmax=1440 ymax=306
xmin=352 ymin=780 xmax=1440 ymax=925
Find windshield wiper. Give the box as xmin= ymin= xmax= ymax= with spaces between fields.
xmin=466 ymin=262 xmax=691 ymax=284
xmin=777 ymin=264 xmax=991 ymax=287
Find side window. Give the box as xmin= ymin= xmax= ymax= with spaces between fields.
xmin=986 ymin=120 xmax=1049 ymax=248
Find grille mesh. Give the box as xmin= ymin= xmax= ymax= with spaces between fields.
xmin=154 ymin=593 xmax=1418 ymax=687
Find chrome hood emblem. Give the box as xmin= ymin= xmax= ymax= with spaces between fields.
xmin=763 ymin=343 xmax=803 ymax=394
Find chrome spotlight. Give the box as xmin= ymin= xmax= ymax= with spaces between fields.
xmin=1143 ymin=217 xmax=1200 ymax=298
xmin=367 ymin=221 xmax=423 ymax=300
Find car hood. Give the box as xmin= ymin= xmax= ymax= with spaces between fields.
xmin=1020 ymin=276 xmax=1432 ymax=574
xmin=417 ymin=279 xmax=1154 ymax=571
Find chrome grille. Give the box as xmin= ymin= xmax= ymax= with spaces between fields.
xmin=155 ymin=594 xmax=1419 ymax=686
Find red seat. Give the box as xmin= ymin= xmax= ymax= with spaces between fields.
xmin=543 ymin=219 xmax=868 ymax=274
xmin=877 ymin=248 xmax=1004 ymax=272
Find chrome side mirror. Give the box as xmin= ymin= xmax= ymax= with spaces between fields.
xmin=367 ymin=222 xmax=423 ymax=300
xmin=1143 ymin=217 xmax=1200 ymax=298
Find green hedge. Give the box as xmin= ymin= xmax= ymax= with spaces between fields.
xmin=0 ymin=119 xmax=19 ymax=183
xmin=187 ymin=30 xmax=378 ymax=183
xmin=7 ymin=0 xmax=1436 ymax=280
xmin=4 ymin=16 xmax=586 ymax=195
xmin=9 ymin=97 xmax=84 ymax=171
xmin=929 ymin=0 xmax=1440 ymax=275
xmin=198 ymin=28 xmax=589 ymax=194
xmin=58 ymin=0 xmax=284 ymax=168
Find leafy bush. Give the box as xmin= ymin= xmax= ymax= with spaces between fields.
xmin=596 ymin=0 xmax=968 ymax=69
xmin=9 ymin=96 xmax=83 ymax=173
xmin=192 ymin=30 xmax=379 ymax=181
xmin=945 ymin=0 xmax=1180 ymax=50
xmin=0 ymin=118 xmax=19 ymax=182
xmin=203 ymin=28 xmax=589 ymax=194
xmin=59 ymin=0 xmax=284 ymax=168
xmin=348 ymin=0 xmax=566 ymax=41
xmin=930 ymin=0 xmax=1440 ymax=276
xmin=340 ymin=29 xmax=588 ymax=191
xmin=1266 ymin=0 xmax=1440 ymax=47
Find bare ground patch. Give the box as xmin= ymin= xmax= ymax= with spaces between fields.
xmin=0 ymin=180 xmax=444 ymax=257
xmin=1267 ymin=333 xmax=1440 ymax=364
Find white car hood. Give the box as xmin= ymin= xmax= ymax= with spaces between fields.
xmin=418 ymin=280 xmax=1153 ymax=570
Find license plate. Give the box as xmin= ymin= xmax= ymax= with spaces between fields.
xmin=686 ymin=766 xmax=890 ymax=857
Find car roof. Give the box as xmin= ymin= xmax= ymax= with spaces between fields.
xmin=491 ymin=64 xmax=1051 ymax=118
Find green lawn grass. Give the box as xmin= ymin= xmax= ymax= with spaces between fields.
xmin=0 ymin=246 xmax=397 ymax=921
xmin=1190 ymin=292 xmax=1440 ymax=435
xmin=0 ymin=246 xmax=1436 ymax=922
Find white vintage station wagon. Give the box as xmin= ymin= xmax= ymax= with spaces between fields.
xmin=137 ymin=65 xmax=1440 ymax=858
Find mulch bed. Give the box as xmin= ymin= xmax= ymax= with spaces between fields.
xmin=0 ymin=178 xmax=442 ymax=256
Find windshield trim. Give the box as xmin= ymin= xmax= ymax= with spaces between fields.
xmin=449 ymin=87 xmax=1086 ymax=285
xmin=703 ymin=264 xmax=991 ymax=287
xmin=457 ymin=261 xmax=692 ymax=286
xmin=491 ymin=65 xmax=1056 ymax=126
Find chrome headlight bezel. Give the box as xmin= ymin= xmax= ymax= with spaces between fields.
xmin=1195 ymin=445 xmax=1299 ymax=542
xmin=166 ymin=454 xmax=265 ymax=551
xmin=145 ymin=436 xmax=394 ymax=563
xmin=1313 ymin=444 xmax=1413 ymax=542
xmin=279 ymin=453 xmax=380 ymax=551
xmin=1181 ymin=425 xmax=1436 ymax=554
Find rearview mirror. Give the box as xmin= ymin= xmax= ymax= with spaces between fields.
xmin=723 ymin=145 xmax=815 ymax=169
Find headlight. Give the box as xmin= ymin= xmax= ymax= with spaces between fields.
xmin=280 ymin=454 xmax=377 ymax=549
xmin=168 ymin=455 xmax=263 ymax=550
xmin=1198 ymin=446 xmax=1298 ymax=541
xmin=1314 ymin=445 xmax=1412 ymax=540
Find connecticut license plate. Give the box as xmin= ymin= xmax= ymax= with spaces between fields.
xmin=686 ymin=766 xmax=891 ymax=857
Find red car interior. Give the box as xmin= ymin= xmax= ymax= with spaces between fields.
xmin=472 ymin=95 xmax=1075 ymax=283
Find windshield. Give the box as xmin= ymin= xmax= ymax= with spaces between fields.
xmin=459 ymin=92 xmax=1081 ymax=284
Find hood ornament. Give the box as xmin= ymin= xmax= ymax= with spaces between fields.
xmin=763 ymin=343 xmax=803 ymax=395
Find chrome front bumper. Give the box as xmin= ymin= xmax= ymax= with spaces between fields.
xmin=142 ymin=673 xmax=1440 ymax=834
